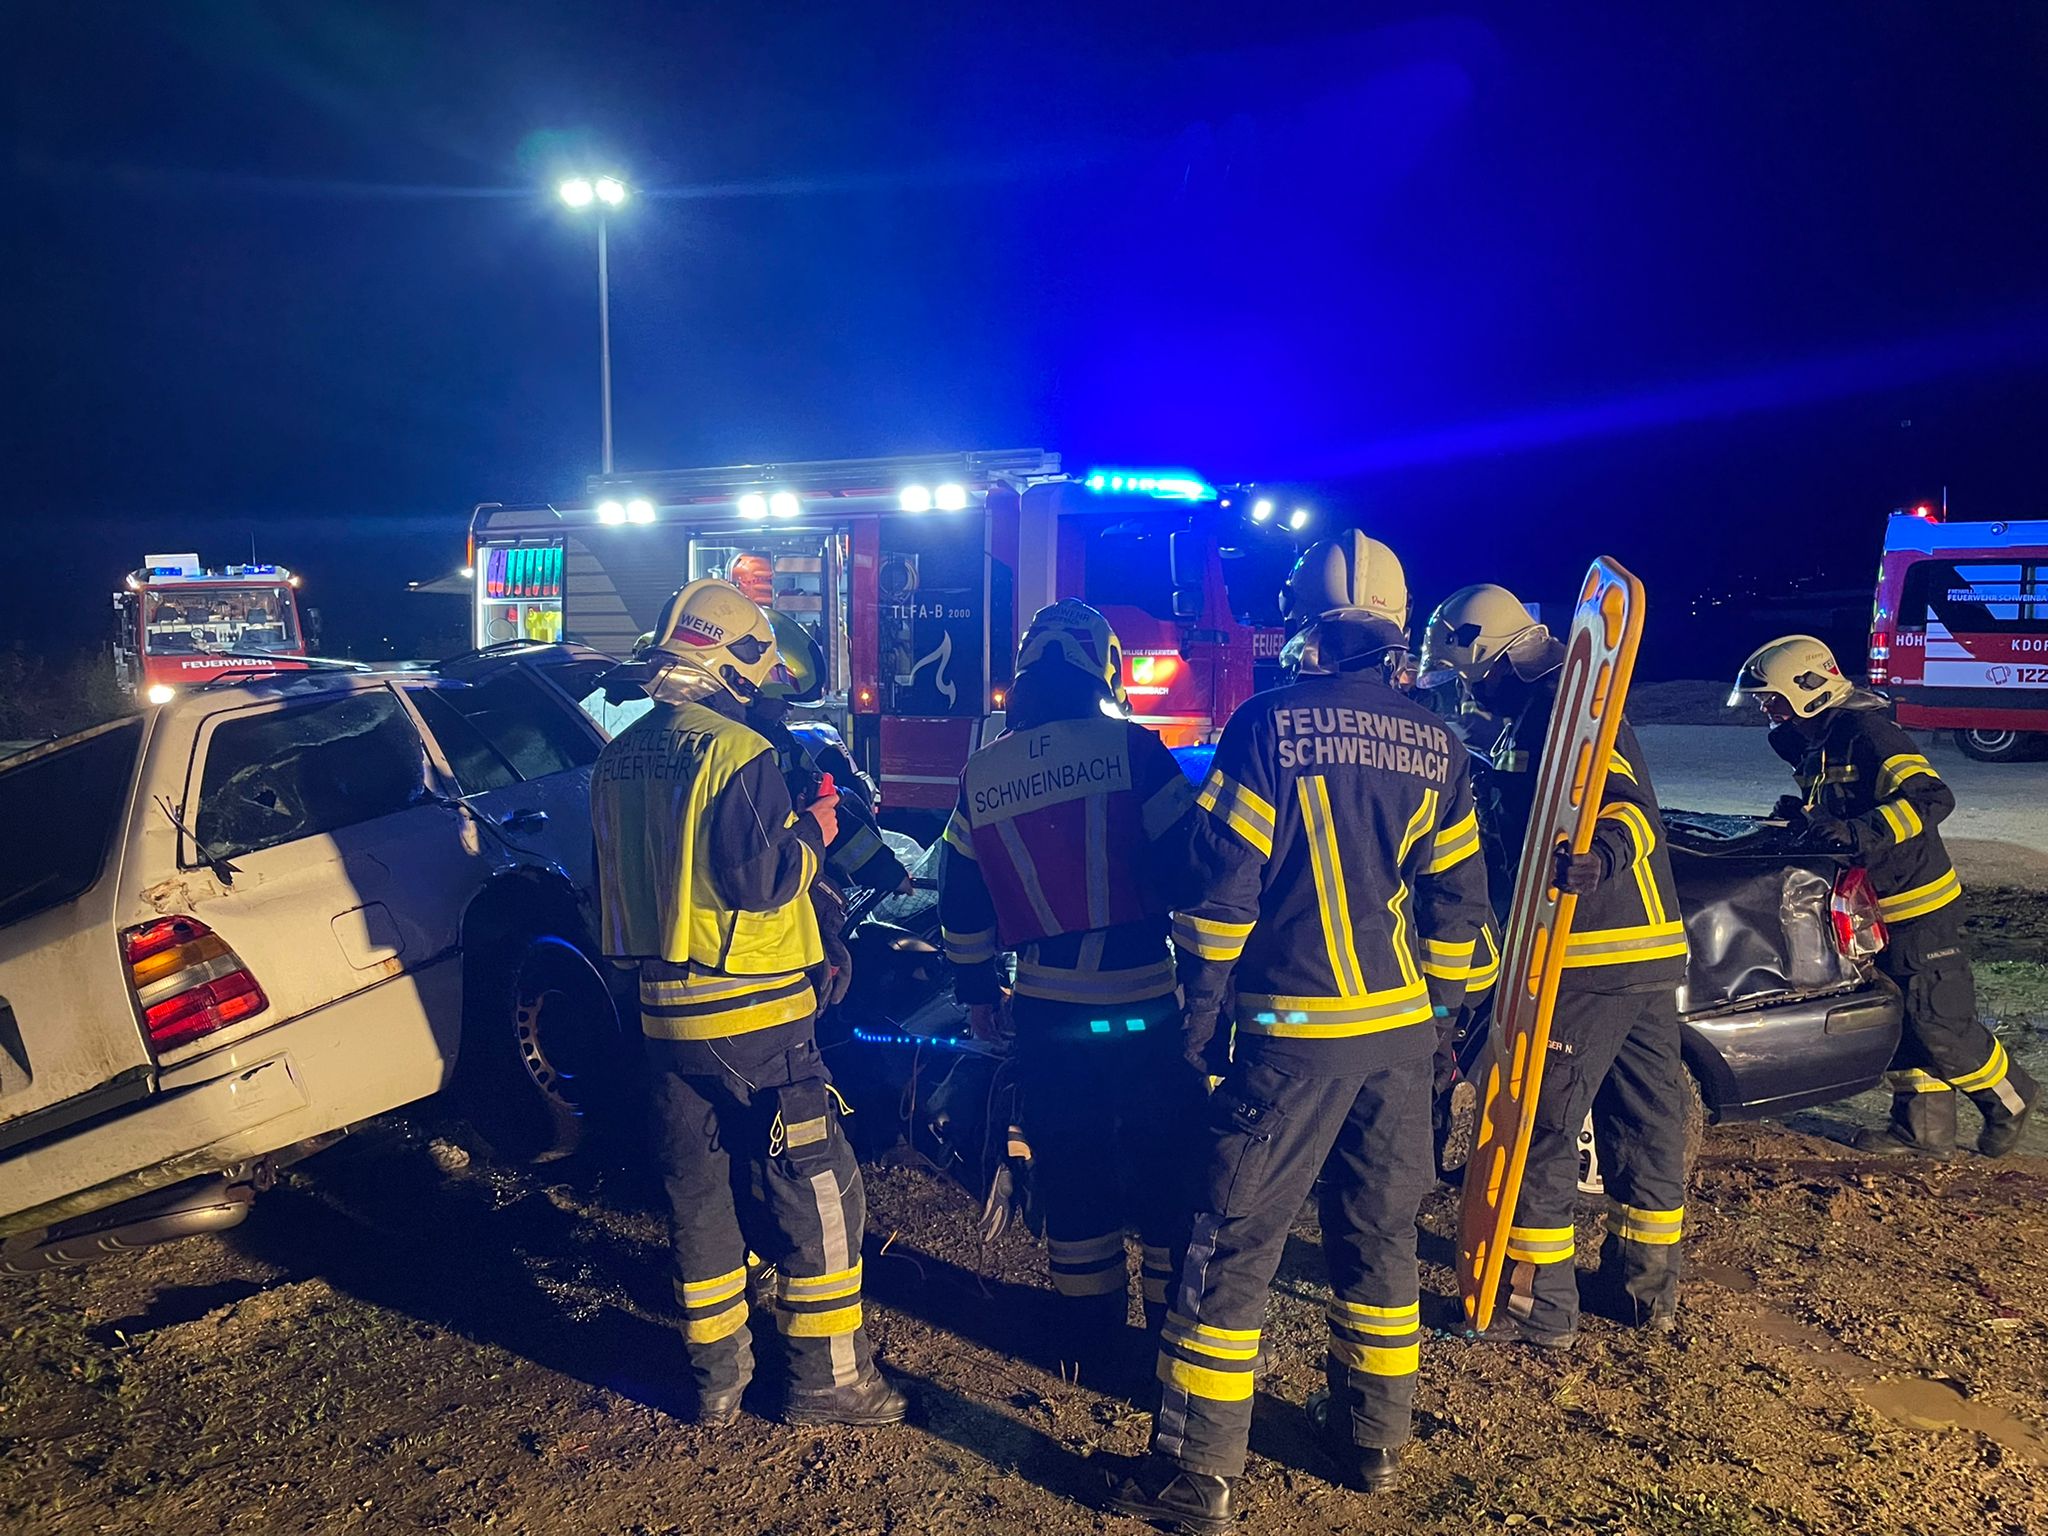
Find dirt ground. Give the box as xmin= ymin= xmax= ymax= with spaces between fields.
xmin=5 ymin=891 xmax=2046 ymax=1536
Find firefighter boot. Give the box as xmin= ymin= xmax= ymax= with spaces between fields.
xmin=1853 ymin=1088 xmax=1959 ymax=1161
xmin=1104 ymin=1454 xmax=1235 ymax=1536
xmin=1307 ymin=1366 xmax=1403 ymax=1493
xmin=1977 ymin=1064 xmax=2040 ymax=1159
xmin=781 ymin=1367 xmax=909 ymax=1427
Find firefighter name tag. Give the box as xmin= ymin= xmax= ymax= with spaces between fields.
xmin=965 ymin=719 xmax=1132 ymax=826
xmin=1456 ymin=556 xmax=1648 ymax=1333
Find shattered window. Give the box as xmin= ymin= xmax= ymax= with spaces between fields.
xmin=425 ymin=672 xmax=600 ymax=782
xmin=195 ymin=690 xmax=430 ymax=860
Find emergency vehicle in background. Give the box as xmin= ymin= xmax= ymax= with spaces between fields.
xmin=1870 ymin=507 xmax=2048 ymax=762
xmin=111 ymin=555 xmax=310 ymax=705
xmin=466 ymin=450 xmax=1298 ymax=822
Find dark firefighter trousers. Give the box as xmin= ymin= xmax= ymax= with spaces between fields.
xmin=1505 ymin=983 xmax=1688 ymax=1339
xmin=1011 ymin=998 xmax=1208 ymax=1338
xmin=646 ymin=1036 xmax=873 ymax=1401
xmin=1152 ymin=1052 xmax=1434 ymax=1479
xmin=1876 ymin=907 xmax=2036 ymax=1137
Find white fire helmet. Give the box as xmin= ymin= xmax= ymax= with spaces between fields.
xmin=1283 ymin=531 xmax=1411 ymax=630
xmin=1015 ymin=599 xmax=1129 ymax=712
xmin=643 ymin=578 xmax=781 ymax=703
xmin=1730 ymin=634 xmax=1853 ymax=717
xmin=1418 ymin=584 xmax=1549 ymax=688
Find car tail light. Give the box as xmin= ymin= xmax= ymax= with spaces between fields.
xmin=121 ymin=916 xmax=270 ymax=1053
xmin=1868 ymin=622 xmax=1892 ymax=685
xmin=1829 ymin=867 xmax=1889 ymax=959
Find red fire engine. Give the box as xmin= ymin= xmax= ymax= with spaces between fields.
xmin=1871 ymin=507 xmax=2048 ymax=762
xmin=466 ymin=451 xmax=1299 ymax=819
xmin=111 ymin=555 xmax=311 ymax=703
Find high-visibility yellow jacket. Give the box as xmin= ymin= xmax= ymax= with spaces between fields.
xmin=591 ymin=695 xmax=826 ymax=1051
xmin=1770 ymin=693 xmax=1961 ymax=926
xmin=1175 ymin=672 xmax=1494 ymax=1073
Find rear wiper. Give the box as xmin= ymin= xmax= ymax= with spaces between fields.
xmin=153 ymin=796 xmax=241 ymax=886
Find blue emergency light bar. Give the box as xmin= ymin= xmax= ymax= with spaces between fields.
xmin=1083 ymin=468 xmax=1218 ymax=502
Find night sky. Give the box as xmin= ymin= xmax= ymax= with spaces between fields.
xmin=10 ymin=3 xmax=2048 ymax=674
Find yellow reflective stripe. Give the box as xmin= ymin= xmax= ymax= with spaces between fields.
xmin=1427 ymin=806 xmax=1480 ymax=875
xmin=943 ymin=809 xmax=978 ymax=860
xmin=779 ymin=1302 xmax=862 ymax=1337
xmin=1950 ymin=1039 xmax=2010 ymax=1094
xmin=1878 ymin=799 xmax=1924 ymax=843
xmin=1198 ymin=769 xmax=1276 ymax=858
xmin=797 ymin=835 xmax=818 ymax=893
xmin=1013 ymin=958 xmax=1176 ymax=1004
xmin=1505 ymin=1224 xmax=1576 ymax=1263
xmin=1878 ymin=753 xmax=1938 ymax=794
xmin=1888 ymin=1068 xmax=1951 ymax=1094
xmin=1172 ymin=911 xmax=1255 ymax=961
xmin=782 ymin=1115 xmax=829 ymax=1150
xmin=1387 ymin=789 xmax=1434 ymax=989
xmin=1468 ymin=926 xmax=1502 ymax=994
xmin=1600 ymin=801 xmax=1657 ymax=867
xmin=1160 ymin=1323 xmax=1259 ymax=1358
xmin=1607 ymin=750 xmax=1637 ymax=783
xmin=1876 ymin=868 xmax=1962 ymax=922
xmin=640 ymin=984 xmax=817 ymax=1040
xmin=1420 ymin=936 xmax=1478 ymax=981
xmin=678 ymin=1266 xmax=749 ymax=1303
xmin=1298 ymin=776 xmax=1368 ymax=998
xmin=641 ymin=972 xmax=781 ymax=1005
xmin=1142 ymin=773 xmax=1196 ymax=839
xmin=1558 ymin=920 xmax=1688 ymax=968
xmin=941 ymin=925 xmax=998 ymax=964
xmin=1329 ymin=1340 xmax=1420 ymax=1376
xmin=1609 ymin=1203 xmax=1686 ymax=1245
xmin=1158 ymin=1354 xmax=1257 ymax=1402
xmin=1326 ymin=1301 xmax=1419 ymax=1335
xmin=1238 ymin=982 xmax=1434 ymax=1038
xmin=683 ymin=1299 xmax=751 ymax=1344
xmin=1166 ymin=1310 xmax=1261 ymax=1341
xmin=779 ymin=1263 xmax=863 ymax=1299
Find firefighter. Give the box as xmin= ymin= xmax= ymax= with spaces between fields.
xmin=939 ymin=600 xmax=1205 ymax=1376
xmin=1733 ymin=635 xmax=2038 ymax=1157
xmin=591 ymin=578 xmax=905 ymax=1428
xmin=1107 ymin=534 xmax=1492 ymax=1531
xmin=1419 ymin=583 xmax=1691 ymax=1349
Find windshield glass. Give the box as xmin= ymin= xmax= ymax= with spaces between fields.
xmin=145 ymin=585 xmax=300 ymax=655
xmin=0 ymin=720 xmax=143 ymax=931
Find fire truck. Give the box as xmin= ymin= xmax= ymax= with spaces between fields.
xmin=1870 ymin=507 xmax=2048 ymax=762
xmin=111 ymin=555 xmax=311 ymax=703
xmin=466 ymin=450 xmax=1300 ymax=819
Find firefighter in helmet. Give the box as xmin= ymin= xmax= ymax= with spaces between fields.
xmin=1107 ymin=534 xmax=1492 ymax=1529
xmin=1733 ymin=635 xmax=2037 ymax=1157
xmin=1419 ymin=584 xmax=1690 ymax=1349
xmin=591 ymin=578 xmax=904 ymax=1428
xmin=939 ymin=599 xmax=1205 ymax=1377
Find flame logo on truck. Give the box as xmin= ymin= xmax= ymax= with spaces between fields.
xmin=909 ymin=630 xmax=957 ymax=707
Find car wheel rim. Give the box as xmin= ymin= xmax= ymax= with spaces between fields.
xmin=514 ymin=983 xmax=584 ymax=1113
xmin=1967 ymin=730 xmax=2018 ymax=753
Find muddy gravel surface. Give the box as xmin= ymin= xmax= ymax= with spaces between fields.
xmin=5 ymin=1076 xmax=2046 ymax=1536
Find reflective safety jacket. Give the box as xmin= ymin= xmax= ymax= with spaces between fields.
xmin=1770 ymin=693 xmax=1961 ymax=926
xmin=940 ymin=712 xmax=1196 ymax=1009
xmin=1176 ymin=673 xmax=1494 ymax=1073
xmin=592 ymin=695 xmax=827 ymax=1055
xmin=1473 ymin=682 xmax=1686 ymax=990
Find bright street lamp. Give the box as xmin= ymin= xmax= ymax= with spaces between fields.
xmin=558 ymin=173 xmax=630 ymax=474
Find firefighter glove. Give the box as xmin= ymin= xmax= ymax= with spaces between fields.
xmin=1552 ymin=842 xmax=1608 ymax=896
xmin=1771 ymin=794 xmax=1810 ymax=826
xmin=1794 ymin=816 xmax=1860 ymax=855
